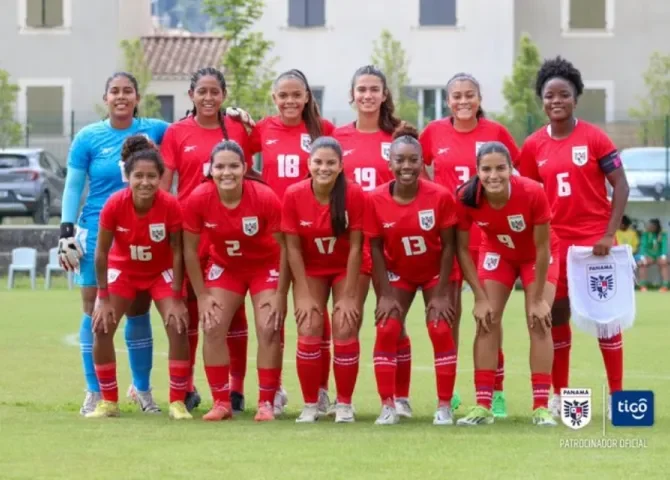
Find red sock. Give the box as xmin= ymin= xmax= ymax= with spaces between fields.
xmin=551 ymin=323 xmax=572 ymax=394
xmin=320 ymin=310 xmax=331 ymax=391
xmin=598 ymin=333 xmax=623 ymax=393
xmin=474 ymin=369 xmax=496 ymax=409
xmin=186 ymin=299 xmax=199 ymax=392
xmin=427 ymin=321 xmax=457 ymax=405
xmin=169 ymin=360 xmax=190 ymax=403
xmin=395 ymin=335 xmax=412 ymax=398
xmin=495 ymin=349 xmax=505 ymax=391
xmin=373 ymin=318 xmax=402 ymax=405
xmin=296 ymin=336 xmax=322 ymax=404
xmin=204 ymin=364 xmax=231 ymax=404
xmin=531 ymin=372 xmax=552 ymax=409
xmin=227 ymin=306 xmax=248 ymax=394
xmin=333 ymin=338 xmax=360 ymax=404
xmin=95 ymin=362 xmax=118 ymax=402
xmin=258 ymin=367 xmax=281 ymax=404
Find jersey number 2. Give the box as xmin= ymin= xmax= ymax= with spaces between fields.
xmin=278 ymin=154 xmax=300 ymax=178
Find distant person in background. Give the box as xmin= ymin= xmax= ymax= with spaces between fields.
xmin=638 ymin=219 xmax=669 ymax=292
xmin=615 ymin=215 xmax=639 ymax=257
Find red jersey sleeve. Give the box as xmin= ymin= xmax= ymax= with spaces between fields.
xmin=99 ymin=193 xmax=119 ymax=231
xmin=364 ymin=196 xmax=382 ymax=239
xmin=419 ymin=125 xmax=434 ymax=166
xmin=165 ymin=195 xmax=183 ymax=233
xmin=517 ymin=137 xmax=541 ymax=181
xmin=498 ymin=125 xmax=520 ymax=165
xmin=182 ymin=191 xmax=204 ymax=234
xmin=321 ymin=119 xmax=335 ymax=136
xmin=262 ymin=186 xmax=282 ymax=234
xmin=438 ymin=190 xmax=458 ymax=229
xmin=454 ymin=199 xmax=472 ymax=231
xmin=347 ymin=183 xmax=365 ymax=231
xmin=280 ymin=187 xmax=299 ymax=234
xmin=592 ymin=126 xmax=617 ymax=159
xmin=531 ymin=184 xmax=552 ymax=225
xmin=248 ymin=122 xmax=262 ymax=155
xmin=160 ymin=126 xmax=179 ymax=171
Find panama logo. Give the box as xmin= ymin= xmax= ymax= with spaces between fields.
xmin=483 ymin=252 xmax=500 ymax=271
xmin=300 ymin=134 xmax=312 ymax=153
xmin=381 ymin=142 xmax=391 ymax=161
xmin=572 ymin=146 xmax=588 ymax=166
xmin=418 ymin=209 xmax=435 ymax=231
xmin=149 ymin=223 xmax=166 ymax=242
xmin=507 ymin=214 xmax=526 ymax=232
xmin=561 ymin=388 xmax=592 ymax=430
xmin=587 ymin=263 xmax=616 ymax=301
xmin=242 ymin=217 xmax=259 ymax=236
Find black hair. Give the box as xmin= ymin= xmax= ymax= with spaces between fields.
xmin=457 ymin=141 xmax=512 ymax=208
xmin=121 ymin=135 xmax=164 ymax=177
xmin=350 ymin=65 xmax=402 ymax=134
xmin=535 ymin=56 xmax=584 ymax=99
xmin=390 ymin=123 xmax=422 ymax=155
xmin=649 ymin=218 xmax=662 ymax=234
xmin=447 ymin=73 xmax=485 ymax=119
xmin=206 ymin=140 xmax=265 ymax=185
xmin=621 ymin=215 xmax=632 ymax=228
xmin=185 ymin=67 xmax=230 ymax=141
xmin=273 ymin=69 xmax=322 ymax=140
xmin=308 ymin=136 xmax=347 ymax=237
xmin=104 ymin=72 xmax=140 ymax=117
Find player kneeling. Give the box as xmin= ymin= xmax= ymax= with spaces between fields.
xmin=183 ymin=140 xmax=288 ymax=422
xmin=366 ymin=125 xmax=459 ymax=426
xmin=454 ymin=141 xmax=558 ymax=426
xmin=88 ymin=135 xmax=191 ymax=420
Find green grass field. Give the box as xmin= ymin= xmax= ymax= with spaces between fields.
xmin=1 ymin=277 xmax=667 ymax=479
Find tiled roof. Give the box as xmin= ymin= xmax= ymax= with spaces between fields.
xmin=142 ymin=34 xmax=228 ymax=80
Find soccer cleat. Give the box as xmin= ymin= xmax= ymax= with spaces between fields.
xmin=169 ymin=401 xmax=193 ymax=420
xmin=492 ymin=391 xmax=508 ymax=418
xmin=231 ymin=391 xmax=245 ymax=414
xmin=135 ymin=388 xmax=162 ymax=413
xmin=450 ymin=391 xmax=462 ymax=411
xmin=184 ymin=387 xmax=202 ymax=412
xmin=85 ymin=400 xmax=120 ymax=418
xmin=254 ymin=402 xmax=275 ymax=422
xmin=79 ymin=391 xmax=101 ymax=416
xmin=549 ymin=394 xmax=561 ymax=418
xmin=296 ymin=404 xmax=320 ymax=423
xmin=456 ymin=406 xmax=494 ymax=426
xmin=395 ymin=398 xmax=413 ymax=418
xmin=317 ymin=388 xmax=334 ymax=416
xmin=532 ymin=407 xmax=557 ymax=426
xmin=334 ymin=403 xmax=355 ymax=423
xmin=433 ymin=405 xmax=454 ymax=425
xmin=375 ymin=404 xmax=399 ymax=425
xmin=273 ymin=386 xmax=288 ymax=416
xmin=203 ymin=401 xmax=233 ymax=421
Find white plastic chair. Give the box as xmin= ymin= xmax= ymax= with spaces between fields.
xmin=45 ymin=247 xmax=73 ymax=290
xmin=7 ymin=247 xmax=38 ymax=289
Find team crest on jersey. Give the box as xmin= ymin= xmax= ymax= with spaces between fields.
xmin=561 ymin=388 xmax=592 ymax=430
xmin=587 ymin=263 xmax=616 ymax=301
xmin=300 ymin=134 xmax=312 ymax=153
xmin=381 ymin=142 xmax=391 ymax=161
xmin=572 ymin=146 xmax=588 ymax=166
xmin=149 ymin=223 xmax=166 ymax=242
xmin=418 ymin=209 xmax=435 ymax=231
xmin=208 ymin=264 xmax=224 ymax=281
xmin=507 ymin=214 xmax=526 ymax=232
xmin=387 ymin=271 xmax=400 ymax=282
xmin=475 ymin=141 xmax=486 ymax=155
xmin=107 ymin=268 xmax=121 ymax=284
xmin=483 ymin=252 xmax=500 ymax=271
xmin=242 ymin=216 xmax=259 ymax=236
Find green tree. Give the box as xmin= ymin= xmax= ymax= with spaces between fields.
xmin=493 ymin=33 xmax=544 ymax=144
xmin=629 ymin=51 xmax=670 ymax=146
xmin=204 ymin=0 xmax=277 ymax=120
xmin=0 ymin=69 xmax=23 ymax=148
xmin=96 ymin=38 xmax=162 ymax=119
xmin=371 ymin=29 xmax=419 ymax=124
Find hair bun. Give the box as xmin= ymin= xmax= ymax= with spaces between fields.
xmin=121 ymin=135 xmax=155 ymax=162
xmin=392 ymin=122 xmax=419 ymax=141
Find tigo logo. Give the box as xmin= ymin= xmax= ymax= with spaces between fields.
xmin=612 ymin=391 xmax=654 ymax=427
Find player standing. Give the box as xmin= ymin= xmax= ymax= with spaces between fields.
xmin=517 ymin=57 xmax=630 ymax=417
xmin=159 ymin=67 xmax=253 ymax=413
xmin=281 ymin=137 xmax=368 ymax=423
xmin=366 ymin=125 xmax=458 ymax=425
xmin=453 ymin=141 xmax=557 ymax=426
xmin=87 ymin=136 xmax=191 ymax=419
xmin=419 ymin=73 xmax=519 ymax=416
xmin=182 ymin=140 xmax=288 ymax=421
xmin=57 ymin=72 xmax=168 ymax=415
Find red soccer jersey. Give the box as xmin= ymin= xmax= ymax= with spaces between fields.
xmin=160 ymin=116 xmax=252 ymax=203
xmin=366 ymin=179 xmax=458 ymax=284
xmin=333 ymin=123 xmax=394 ymax=192
xmin=182 ymin=179 xmax=281 ymax=271
xmin=456 ymin=176 xmax=552 ymax=262
xmin=249 ymin=116 xmax=335 ymax=199
xmin=281 ymin=179 xmax=365 ymax=276
xmin=516 ymin=120 xmax=616 ymax=239
xmin=99 ymin=189 xmax=182 ymax=277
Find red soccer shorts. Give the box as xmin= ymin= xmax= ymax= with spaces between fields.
xmin=450 ymin=248 xmax=480 ymax=285
xmin=107 ymin=267 xmax=182 ymax=300
xmin=477 ymin=246 xmax=560 ymax=290
xmin=204 ymin=261 xmax=279 ymax=295
xmin=386 ymin=271 xmax=440 ymax=293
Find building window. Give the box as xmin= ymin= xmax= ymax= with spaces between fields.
xmin=419 ymin=0 xmax=457 ymax=27
xmin=579 ymin=82 xmax=614 ymax=124
xmin=418 ymin=87 xmax=450 ymax=128
xmin=288 ymin=0 xmax=325 ymax=28
xmin=157 ymin=95 xmax=174 ymax=122
xmin=20 ymin=0 xmax=72 ymax=32
xmin=561 ymin=0 xmax=614 ymax=36
xmin=18 ymin=79 xmax=71 ymax=136
xmin=311 ymin=87 xmax=324 ymax=113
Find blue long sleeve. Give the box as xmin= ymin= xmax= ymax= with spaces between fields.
xmin=61 ymin=166 xmax=87 ymax=224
